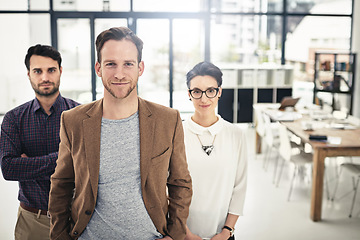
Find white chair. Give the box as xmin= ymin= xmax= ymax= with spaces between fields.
xmin=262 ymin=113 xmax=279 ymax=168
xmin=276 ymin=124 xmax=313 ymax=201
xmin=263 ymin=114 xmax=302 ymax=183
xmin=331 ymin=163 xmax=360 ymax=218
xmin=254 ymin=108 xmax=266 ymax=154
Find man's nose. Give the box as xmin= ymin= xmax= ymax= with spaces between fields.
xmin=41 ymin=72 xmax=50 ymax=81
xmin=114 ymin=67 xmax=125 ymax=80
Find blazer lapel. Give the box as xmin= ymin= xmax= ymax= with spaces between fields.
xmin=83 ymin=99 xmax=103 ymax=198
xmin=138 ymin=98 xmax=155 ymax=189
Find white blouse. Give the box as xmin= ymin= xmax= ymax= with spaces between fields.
xmin=183 ymin=116 xmax=248 ymax=239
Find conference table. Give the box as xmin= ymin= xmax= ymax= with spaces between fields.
xmin=254 ymin=103 xmax=360 ymax=221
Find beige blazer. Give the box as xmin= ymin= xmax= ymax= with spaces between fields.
xmin=49 ymin=98 xmax=192 ymax=240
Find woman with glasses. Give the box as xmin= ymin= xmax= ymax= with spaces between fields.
xmin=183 ymin=62 xmax=248 ymax=240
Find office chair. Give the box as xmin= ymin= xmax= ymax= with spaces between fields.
xmin=276 ymin=124 xmax=313 ymax=201
xmin=331 ymin=162 xmax=360 ymax=218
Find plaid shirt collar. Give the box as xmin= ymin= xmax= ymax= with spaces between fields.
xmin=32 ymin=93 xmax=63 ymax=114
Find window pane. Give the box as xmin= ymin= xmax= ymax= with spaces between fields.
xmin=137 ymin=19 xmax=170 ymax=107
xmin=133 ymin=0 xmax=206 ymax=12
xmin=0 ymin=14 xmax=51 ymax=112
xmin=211 ymin=0 xmax=283 ymax=13
xmin=53 ymin=0 xmax=130 ymax=11
xmin=211 ymin=15 xmax=282 ymax=65
xmin=287 ymin=0 xmax=352 ymax=14
xmin=172 ymin=19 xmax=204 ymax=117
xmin=58 ymin=19 xmax=92 ymax=103
xmin=285 ymin=16 xmax=351 ymax=105
xmin=30 ymin=0 xmax=49 ymax=10
xmin=0 ymin=0 xmax=27 ymax=10
xmin=94 ymin=18 xmax=128 ymax=99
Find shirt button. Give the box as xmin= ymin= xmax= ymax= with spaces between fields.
xmin=74 ymin=231 xmax=78 ymax=235
xmin=85 ymin=210 xmax=92 ymax=215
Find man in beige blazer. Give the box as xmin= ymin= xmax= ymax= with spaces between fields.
xmin=48 ymin=27 xmax=192 ymax=240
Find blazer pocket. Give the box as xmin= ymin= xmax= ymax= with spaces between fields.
xmin=151 ymin=147 xmax=171 ymax=165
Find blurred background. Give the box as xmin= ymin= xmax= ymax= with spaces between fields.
xmin=1 ymin=0 xmax=360 ymax=239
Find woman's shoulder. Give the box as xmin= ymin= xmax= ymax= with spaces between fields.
xmin=219 ymin=117 xmax=245 ymax=134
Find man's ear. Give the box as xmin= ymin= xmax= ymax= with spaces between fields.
xmin=138 ymin=61 xmax=145 ymax=76
xmin=95 ymin=61 xmax=102 ymax=77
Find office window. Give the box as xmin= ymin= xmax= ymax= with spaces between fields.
xmin=136 ymin=19 xmax=170 ymax=107
xmin=53 ymin=0 xmax=130 ymax=11
xmin=57 ymin=19 xmax=92 ymax=103
xmin=0 ymin=14 xmax=50 ymax=113
xmin=285 ymin=15 xmax=351 ymax=106
xmin=29 ymin=0 xmax=50 ymax=10
xmin=285 ymin=16 xmax=351 ymax=82
xmin=133 ymin=0 xmax=206 ymax=12
xmin=211 ymin=0 xmax=283 ymax=13
xmin=172 ymin=19 xmax=204 ymax=114
xmin=0 ymin=0 xmax=27 ymax=10
xmin=287 ymin=0 xmax=352 ymax=14
xmin=211 ymin=14 xmax=282 ymax=65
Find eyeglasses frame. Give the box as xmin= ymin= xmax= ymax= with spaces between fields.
xmin=188 ymin=87 xmax=220 ymax=99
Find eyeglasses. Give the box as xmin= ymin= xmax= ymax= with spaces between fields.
xmin=188 ymin=87 xmax=219 ymax=99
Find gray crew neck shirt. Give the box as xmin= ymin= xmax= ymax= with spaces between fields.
xmin=79 ymin=112 xmax=162 ymax=239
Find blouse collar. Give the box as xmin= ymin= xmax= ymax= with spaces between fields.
xmin=186 ymin=115 xmax=225 ymax=136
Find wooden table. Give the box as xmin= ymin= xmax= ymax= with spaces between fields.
xmin=281 ymin=119 xmax=360 ymax=221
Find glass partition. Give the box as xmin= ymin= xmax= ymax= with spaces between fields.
xmin=136 ymin=19 xmax=170 ymax=106
xmin=172 ymin=19 xmax=204 ymax=116
xmin=287 ymin=0 xmax=352 ymax=14
xmin=0 ymin=13 xmax=50 ymax=113
xmin=133 ymin=0 xmax=206 ymax=12
xmin=53 ymin=0 xmax=130 ymax=11
xmin=211 ymin=14 xmax=282 ymax=65
xmin=57 ymin=18 xmax=92 ymax=103
xmin=211 ymin=0 xmax=283 ymax=13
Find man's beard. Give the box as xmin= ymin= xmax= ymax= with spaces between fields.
xmin=104 ymin=83 xmax=136 ymax=99
xmin=32 ymin=82 xmax=59 ymax=97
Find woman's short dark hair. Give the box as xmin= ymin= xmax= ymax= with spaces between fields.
xmin=24 ymin=44 xmax=62 ymax=70
xmin=186 ymin=61 xmax=223 ymax=88
xmin=95 ymin=26 xmax=143 ymax=63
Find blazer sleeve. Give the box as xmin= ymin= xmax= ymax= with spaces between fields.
xmin=49 ymin=112 xmax=75 ymax=240
xmin=166 ymin=111 xmax=193 ymax=239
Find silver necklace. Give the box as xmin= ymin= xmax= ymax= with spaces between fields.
xmin=196 ymin=134 xmax=217 ymax=156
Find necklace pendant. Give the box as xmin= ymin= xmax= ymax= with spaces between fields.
xmin=202 ymin=145 xmax=214 ymax=156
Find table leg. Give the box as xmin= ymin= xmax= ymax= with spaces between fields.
xmin=310 ymin=148 xmax=326 ymax=221
xmin=256 ymin=132 xmax=262 ymax=154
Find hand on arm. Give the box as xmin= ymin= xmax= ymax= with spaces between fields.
xmin=210 ymin=213 xmax=239 ymax=240
xmin=184 ymin=225 xmax=202 ymax=240
xmin=160 ymin=236 xmax=174 ymax=240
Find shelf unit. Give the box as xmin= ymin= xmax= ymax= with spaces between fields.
xmin=218 ymin=64 xmax=294 ymax=123
xmin=313 ymin=51 xmax=356 ymax=114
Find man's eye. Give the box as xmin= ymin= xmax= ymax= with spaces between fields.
xmin=34 ymin=70 xmax=41 ymax=74
xmin=208 ymin=89 xmax=215 ymax=93
xmin=105 ymin=63 xmax=115 ymax=66
xmin=49 ymin=69 xmax=56 ymax=73
xmin=125 ymin=62 xmax=134 ymax=67
xmin=193 ymin=90 xmax=201 ymax=94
